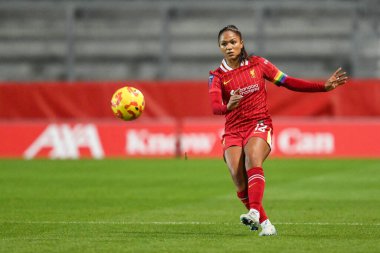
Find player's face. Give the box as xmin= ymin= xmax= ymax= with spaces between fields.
xmin=219 ymin=31 xmax=244 ymax=61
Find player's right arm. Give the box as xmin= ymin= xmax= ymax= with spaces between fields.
xmin=208 ymin=72 xmax=243 ymax=114
xmin=208 ymin=72 xmax=228 ymax=115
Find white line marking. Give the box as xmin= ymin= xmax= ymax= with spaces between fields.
xmin=1 ymin=221 xmax=379 ymax=226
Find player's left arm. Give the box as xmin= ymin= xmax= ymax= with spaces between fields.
xmin=261 ymin=57 xmax=348 ymax=92
xmin=283 ymin=67 xmax=348 ymax=92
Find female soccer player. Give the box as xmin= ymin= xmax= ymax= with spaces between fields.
xmin=208 ymin=25 xmax=348 ymax=236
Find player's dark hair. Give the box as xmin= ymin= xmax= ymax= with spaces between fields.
xmin=217 ymin=25 xmax=248 ymax=62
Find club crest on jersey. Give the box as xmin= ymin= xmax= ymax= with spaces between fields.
xmin=250 ymin=69 xmax=256 ymax=78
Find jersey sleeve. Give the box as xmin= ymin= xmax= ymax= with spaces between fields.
xmin=259 ymin=57 xmax=288 ymax=86
xmin=208 ymin=71 xmax=222 ymax=93
xmin=208 ymin=71 xmax=228 ymax=115
xmin=259 ymin=57 xmax=326 ymax=92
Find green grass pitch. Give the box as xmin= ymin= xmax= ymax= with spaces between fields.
xmin=0 ymin=158 xmax=379 ymax=253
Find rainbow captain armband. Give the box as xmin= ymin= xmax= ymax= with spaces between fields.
xmin=273 ymin=70 xmax=287 ymax=85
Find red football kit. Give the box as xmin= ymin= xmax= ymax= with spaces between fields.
xmin=208 ymin=56 xmax=326 ymax=151
xmin=209 ymin=55 xmax=327 ymax=225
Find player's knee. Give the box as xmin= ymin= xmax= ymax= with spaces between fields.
xmin=245 ymin=156 xmax=263 ymax=169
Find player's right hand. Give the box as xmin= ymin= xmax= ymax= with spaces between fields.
xmin=227 ymin=88 xmax=243 ymax=111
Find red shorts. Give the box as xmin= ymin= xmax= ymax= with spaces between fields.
xmin=222 ymin=119 xmax=273 ymax=152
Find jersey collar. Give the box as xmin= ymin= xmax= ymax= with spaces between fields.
xmin=220 ymin=59 xmax=249 ymax=72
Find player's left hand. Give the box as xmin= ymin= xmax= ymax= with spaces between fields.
xmin=325 ymin=67 xmax=348 ymax=91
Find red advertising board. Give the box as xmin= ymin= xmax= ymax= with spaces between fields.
xmin=272 ymin=119 xmax=380 ymax=157
xmin=1 ymin=80 xmax=380 ymax=120
xmin=0 ymin=119 xmax=379 ymax=159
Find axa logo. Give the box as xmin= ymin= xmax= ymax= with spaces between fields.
xmin=24 ymin=124 xmax=104 ymax=159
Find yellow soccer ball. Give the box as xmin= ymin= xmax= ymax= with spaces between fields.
xmin=110 ymin=86 xmax=145 ymax=121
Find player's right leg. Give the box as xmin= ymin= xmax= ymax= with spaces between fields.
xmin=239 ymin=209 xmax=260 ymax=230
xmin=224 ymin=146 xmax=246 ymax=195
xmin=224 ymin=146 xmax=257 ymax=228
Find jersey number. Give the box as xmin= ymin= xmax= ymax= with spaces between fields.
xmin=255 ymin=123 xmax=267 ymax=133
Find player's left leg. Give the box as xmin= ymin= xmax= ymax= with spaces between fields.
xmin=259 ymin=219 xmax=277 ymax=236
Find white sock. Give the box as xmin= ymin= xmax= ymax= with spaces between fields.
xmin=260 ymin=219 xmax=272 ymax=228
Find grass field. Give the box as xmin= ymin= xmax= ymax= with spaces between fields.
xmin=0 ymin=158 xmax=379 ymax=253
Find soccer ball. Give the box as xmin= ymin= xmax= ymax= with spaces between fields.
xmin=110 ymin=86 xmax=145 ymax=121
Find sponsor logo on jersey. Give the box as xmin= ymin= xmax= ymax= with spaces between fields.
xmin=239 ymin=84 xmax=260 ymax=95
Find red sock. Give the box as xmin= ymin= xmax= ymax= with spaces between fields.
xmin=259 ymin=206 xmax=268 ymax=223
xmin=237 ymin=189 xmax=250 ymax=210
xmin=238 ymin=189 xmax=268 ymax=222
xmin=247 ymin=167 xmax=266 ymax=212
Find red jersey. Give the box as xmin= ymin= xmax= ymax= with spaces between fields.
xmin=209 ymin=56 xmax=326 ymax=133
xmin=209 ymin=56 xmax=287 ymax=132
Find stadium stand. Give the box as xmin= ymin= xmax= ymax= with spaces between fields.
xmin=0 ymin=0 xmax=378 ymax=81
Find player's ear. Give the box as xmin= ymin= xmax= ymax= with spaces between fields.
xmin=240 ymin=40 xmax=244 ymax=49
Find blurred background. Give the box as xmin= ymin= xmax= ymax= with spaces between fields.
xmin=0 ymin=0 xmax=379 ymax=80
xmin=0 ymin=0 xmax=379 ymax=159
